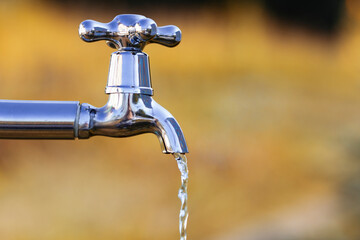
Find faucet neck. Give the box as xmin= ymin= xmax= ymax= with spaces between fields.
xmin=105 ymin=51 xmax=153 ymax=96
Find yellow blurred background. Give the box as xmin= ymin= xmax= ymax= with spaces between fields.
xmin=0 ymin=0 xmax=360 ymax=239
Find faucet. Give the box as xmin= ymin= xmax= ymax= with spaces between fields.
xmin=0 ymin=14 xmax=188 ymax=154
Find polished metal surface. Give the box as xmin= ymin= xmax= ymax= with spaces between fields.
xmin=105 ymin=51 xmax=153 ymax=95
xmin=78 ymin=14 xmax=187 ymax=153
xmin=79 ymin=14 xmax=181 ymax=51
xmin=0 ymin=14 xmax=188 ymax=154
xmin=78 ymin=93 xmax=188 ymax=153
xmin=0 ymin=100 xmax=80 ymax=139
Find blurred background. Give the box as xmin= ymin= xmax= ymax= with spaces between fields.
xmin=0 ymin=0 xmax=359 ymax=239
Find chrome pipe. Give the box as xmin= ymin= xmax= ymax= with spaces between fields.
xmin=0 ymin=97 xmax=188 ymax=153
xmin=0 ymin=100 xmax=80 ymax=139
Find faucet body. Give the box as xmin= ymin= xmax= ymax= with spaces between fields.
xmin=78 ymin=93 xmax=187 ymax=153
xmin=0 ymin=13 xmax=188 ymax=154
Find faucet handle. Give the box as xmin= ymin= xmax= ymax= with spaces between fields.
xmin=79 ymin=14 xmax=181 ymax=51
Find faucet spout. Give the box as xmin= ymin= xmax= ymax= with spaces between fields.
xmin=150 ymin=98 xmax=188 ymax=154
xmin=78 ymin=93 xmax=188 ymax=154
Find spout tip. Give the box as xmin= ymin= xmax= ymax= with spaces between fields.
xmin=151 ymin=102 xmax=188 ymax=154
xmin=157 ymin=117 xmax=188 ymax=154
xmin=160 ymin=139 xmax=189 ymax=154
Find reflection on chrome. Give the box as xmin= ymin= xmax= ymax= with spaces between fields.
xmin=0 ymin=14 xmax=188 ymax=154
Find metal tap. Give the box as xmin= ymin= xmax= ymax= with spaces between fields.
xmin=0 ymin=14 xmax=188 ymax=154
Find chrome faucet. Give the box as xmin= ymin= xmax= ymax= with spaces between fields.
xmin=0 ymin=14 xmax=188 ymax=154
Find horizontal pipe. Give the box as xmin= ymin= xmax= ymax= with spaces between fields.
xmin=0 ymin=100 xmax=80 ymax=139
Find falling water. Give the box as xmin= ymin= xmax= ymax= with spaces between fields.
xmin=173 ymin=153 xmax=189 ymax=240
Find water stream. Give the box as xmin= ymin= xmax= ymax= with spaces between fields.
xmin=173 ymin=153 xmax=189 ymax=240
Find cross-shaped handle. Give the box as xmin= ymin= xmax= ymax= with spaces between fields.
xmin=79 ymin=14 xmax=181 ymax=51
